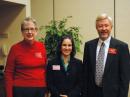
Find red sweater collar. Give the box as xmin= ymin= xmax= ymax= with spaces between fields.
xmin=21 ymin=40 xmax=37 ymax=48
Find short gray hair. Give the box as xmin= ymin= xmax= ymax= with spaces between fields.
xmin=21 ymin=17 xmax=37 ymax=31
xmin=96 ymin=13 xmax=113 ymax=26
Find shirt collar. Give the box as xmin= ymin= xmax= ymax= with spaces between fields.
xmin=98 ymin=36 xmax=111 ymax=46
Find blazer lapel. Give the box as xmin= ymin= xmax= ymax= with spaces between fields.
xmin=58 ymin=58 xmax=67 ymax=74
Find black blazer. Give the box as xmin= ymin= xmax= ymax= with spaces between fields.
xmin=47 ymin=57 xmax=83 ymax=97
xmin=83 ymin=37 xmax=130 ymax=97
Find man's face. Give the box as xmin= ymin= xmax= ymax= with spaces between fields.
xmin=96 ymin=19 xmax=112 ymax=41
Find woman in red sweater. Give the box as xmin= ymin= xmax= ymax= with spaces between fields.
xmin=4 ymin=17 xmax=47 ymax=97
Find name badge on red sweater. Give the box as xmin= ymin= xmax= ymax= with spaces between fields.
xmin=35 ymin=52 xmax=42 ymax=58
xmin=52 ymin=65 xmax=60 ymax=70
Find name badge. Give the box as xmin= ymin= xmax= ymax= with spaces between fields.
xmin=35 ymin=52 xmax=42 ymax=58
xmin=52 ymin=65 xmax=60 ymax=70
xmin=108 ymin=48 xmax=117 ymax=54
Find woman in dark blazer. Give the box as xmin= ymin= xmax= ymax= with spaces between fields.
xmin=46 ymin=35 xmax=83 ymax=97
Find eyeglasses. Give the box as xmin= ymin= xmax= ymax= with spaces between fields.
xmin=22 ymin=28 xmax=37 ymax=32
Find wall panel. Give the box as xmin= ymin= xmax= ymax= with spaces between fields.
xmin=31 ymin=0 xmax=53 ymax=28
xmin=54 ymin=0 xmax=114 ymax=58
xmin=115 ymin=0 xmax=130 ymax=46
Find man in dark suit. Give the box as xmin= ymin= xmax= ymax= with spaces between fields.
xmin=82 ymin=13 xmax=130 ymax=97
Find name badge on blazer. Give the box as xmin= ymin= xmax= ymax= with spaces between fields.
xmin=108 ymin=48 xmax=117 ymax=54
xmin=52 ymin=65 xmax=60 ymax=70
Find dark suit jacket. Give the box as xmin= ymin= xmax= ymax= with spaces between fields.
xmin=47 ymin=57 xmax=83 ymax=97
xmin=83 ymin=37 xmax=130 ymax=97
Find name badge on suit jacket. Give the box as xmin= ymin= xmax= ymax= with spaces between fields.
xmin=108 ymin=48 xmax=117 ymax=54
xmin=52 ymin=65 xmax=61 ymax=70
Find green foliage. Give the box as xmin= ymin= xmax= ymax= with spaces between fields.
xmin=39 ymin=16 xmax=82 ymax=58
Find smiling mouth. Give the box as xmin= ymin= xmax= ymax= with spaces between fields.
xmin=64 ymin=51 xmax=71 ymax=53
xmin=101 ymin=32 xmax=108 ymax=34
xmin=27 ymin=34 xmax=33 ymax=37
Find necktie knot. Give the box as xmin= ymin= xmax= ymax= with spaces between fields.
xmin=101 ymin=42 xmax=105 ymax=48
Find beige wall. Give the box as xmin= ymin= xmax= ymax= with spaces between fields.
xmin=31 ymin=0 xmax=53 ymax=40
xmin=31 ymin=0 xmax=53 ymax=28
xmin=31 ymin=0 xmax=115 ymax=59
xmin=53 ymin=0 xmax=115 ymax=59
xmin=116 ymin=0 xmax=130 ymax=44
xmin=31 ymin=0 xmax=130 ymax=59
xmin=0 ymin=1 xmax=27 ymax=66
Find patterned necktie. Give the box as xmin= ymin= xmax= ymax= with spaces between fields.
xmin=95 ymin=42 xmax=105 ymax=86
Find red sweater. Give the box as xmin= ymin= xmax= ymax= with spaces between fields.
xmin=4 ymin=40 xmax=47 ymax=97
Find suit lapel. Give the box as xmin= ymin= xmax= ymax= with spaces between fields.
xmin=91 ymin=39 xmax=98 ymax=75
xmin=103 ymin=37 xmax=115 ymax=75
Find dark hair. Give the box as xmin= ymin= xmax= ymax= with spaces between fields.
xmin=56 ymin=35 xmax=76 ymax=58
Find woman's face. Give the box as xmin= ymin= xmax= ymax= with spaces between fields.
xmin=22 ymin=21 xmax=37 ymax=42
xmin=61 ymin=38 xmax=72 ymax=57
